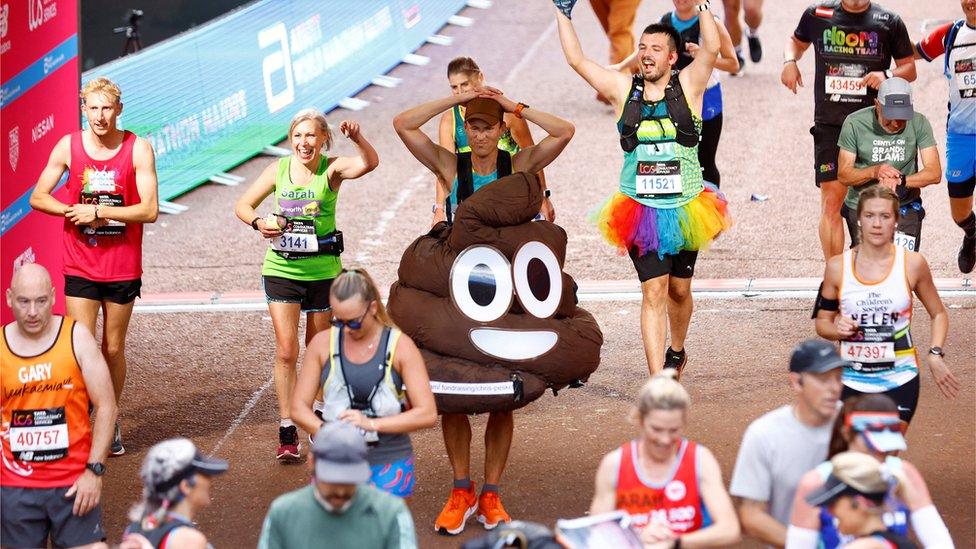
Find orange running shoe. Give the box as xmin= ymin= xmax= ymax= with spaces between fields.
xmin=477 ymin=491 xmax=511 ymax=530
xmin=434 ymin=484 xmax=477 ymax=535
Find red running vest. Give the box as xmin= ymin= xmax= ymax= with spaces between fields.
xmin=63 ymin=131 xmax=143 ymax=281
xmin=615 ymin=438 xmax=705 ymax=532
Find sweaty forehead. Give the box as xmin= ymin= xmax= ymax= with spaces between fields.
xmin=639 ymin=32 xmax=671 ymax=48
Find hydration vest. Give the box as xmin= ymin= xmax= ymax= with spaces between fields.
xmin=446 ymin=150 xmax=513 ymax=223
xmin=619 ymin=71 xmax=699 ymax=152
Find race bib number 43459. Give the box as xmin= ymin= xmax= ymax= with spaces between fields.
xmin=9 ymin=408 xmax=69 ymax=462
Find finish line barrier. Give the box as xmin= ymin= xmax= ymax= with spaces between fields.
xmin=83 ymin=0 xmax=468 ymax=203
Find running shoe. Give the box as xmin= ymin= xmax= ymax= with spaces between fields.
xmin=959 ymin=236 xmax=976 ymax=274
xmin=276 ymin=425 xmax=301 ymax=461
xmin=664 ymin=347 xmax=688 ymax=380
xmin=434 ymin=484 xmax=478 ymax=535
xmin=747 ymin=33 xmax=762 ymax=62
xmin=477 ymin=491 xmax=512 ymax=530
xmin=110 ymin=422 xmax=125 ymax=456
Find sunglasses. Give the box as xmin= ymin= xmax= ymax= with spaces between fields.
xmin=330 ymin=306 xmax=370 ymax=330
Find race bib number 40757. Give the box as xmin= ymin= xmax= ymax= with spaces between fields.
xmin=9 ymin=408 xmax=70 ymax=462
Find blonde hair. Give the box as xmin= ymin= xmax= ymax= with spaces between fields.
xmin=856 ymin=184 xmax=900 ymax=219
xmin=288 ymin=108 xmax=333 ymax=151
xmin=80 ymin=77 xmax=122 ymax=105
xmin=331 ymin=269 xmax=393 ymax=327
xmin=447 ymin=56 xmax=481 ymax=78
xmin=633 ymin=370 xmax=690 ymax=420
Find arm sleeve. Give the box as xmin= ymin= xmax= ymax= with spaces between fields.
xmin=785 ymin=525 xmax=821 ymax=549
xmin=837 ymin=117 xmax=858 ymax=153
xmin=910 ymin=505 xmax=954 ymax=548
xmin=916 ymin=115 xmax=938 ymax=150
xmin=916 ymin=22 xmax=952 ymax=62
xmin=890 ymin=16 xmax=916 ymax=60
xmin=793 ymin=6 xmax=816 ymax=43
xmin=729 ymin=425 xmax=771 ymax=502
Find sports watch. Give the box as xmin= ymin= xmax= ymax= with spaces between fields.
xmin=928 ymin=346 xmax=945 ymax=357
xmin=86 ymin=462 xmax=107 ymax=476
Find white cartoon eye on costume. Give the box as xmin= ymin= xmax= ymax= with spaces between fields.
xmin=450 ymin=242 xmax=563 ymax=361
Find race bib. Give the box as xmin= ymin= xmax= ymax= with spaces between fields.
xmin=842 ymin=324 xmax=896 ymax=369
xmin=954 ymin=58 xmax=976 ymax=99
xmin=825 ymin=63 xmax=867 ymax=98
xmin=636 ymin=160 xmax=682 ymax=197
xmin=894 ymin=231 xmax=916 ymax=251
xmin=9 ymin=408 xmax=69 ymax=462
xmin=272 ymin=219 xmax=319 ymax=253
xmin=80 ymin=192 xmax=126 ymax=236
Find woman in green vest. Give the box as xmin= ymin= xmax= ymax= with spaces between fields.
xmin=235 ymin=109 xmax=379 ymax=462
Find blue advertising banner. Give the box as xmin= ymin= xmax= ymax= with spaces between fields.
xmin=83 ymin=0 xmax=468 ymax=202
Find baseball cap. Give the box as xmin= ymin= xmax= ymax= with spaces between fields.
xmin=877 ymin=77 xmax=914 ymax=121
xmin=806 ymin=452 xmax=891 ymax=507
xmin=789 ymin=339 xmax=852 ymax=374
xmin=846 ymin=411 xmax=907 ymax=453
xmin=143 ymin=438 xmax=229 ymax=494
xmin=312 ymin=422 xmax=371 ymax=485
xmin=464 ymin=97 xmax=504 ymax=126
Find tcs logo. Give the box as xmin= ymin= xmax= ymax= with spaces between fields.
xmin=28 ymin=0 xmax=57 ymax=32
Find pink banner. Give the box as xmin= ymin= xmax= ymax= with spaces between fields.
xmin=1 ymin=0 xmax=79 ymax=323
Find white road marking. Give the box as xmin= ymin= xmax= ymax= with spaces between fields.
xmin=505 ymin=20 xmax=557 ymax=85
xmin=353 ymin=173 xmax=427 ymax=263
xmin=210 ymin=375 xmax=275 ymax=456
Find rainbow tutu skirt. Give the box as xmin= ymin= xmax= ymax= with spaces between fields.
xmin=592 ymin=183 xmax=731 ymax=259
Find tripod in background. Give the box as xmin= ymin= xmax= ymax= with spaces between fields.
xmin=113 ymin=9 xmax=144 ymax=56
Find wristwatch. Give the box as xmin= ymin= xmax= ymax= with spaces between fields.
xmin=544 ymin=189 xmax=552 ymax=198
xmin=250 ymin=217 xmax=261 ymax=230
xmin=86 ymin=462 xmax=106 ymax=476
xmin=884 ymin=69 xmax=893 ymax=79
xmin=929 ymin=346 xmax=945 ymax=357
xmin=514 ymin=102 xmax=529 ymax=119
xmin=697 ymin=2 xmax=710 ymax=11
xmin=93 ymin=204 xmax=100 ymax=220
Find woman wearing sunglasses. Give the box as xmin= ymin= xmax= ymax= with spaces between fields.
xmin=290 ymin=269 xmax=437 ymax=500
xmin=235 ymin=109 xmax=379 ymax=462
xmin=785 ymin=394 xmax=953 ymax=548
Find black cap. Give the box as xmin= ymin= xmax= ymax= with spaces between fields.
xmin=789 ymin=339 xmax=851 ymax=374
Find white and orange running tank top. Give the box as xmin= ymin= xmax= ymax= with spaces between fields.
xmin=839 ymin=245 xmax=919 ymax=392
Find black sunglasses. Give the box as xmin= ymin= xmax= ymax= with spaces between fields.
xmin=331 ymin=306 xmax=370 ymax=330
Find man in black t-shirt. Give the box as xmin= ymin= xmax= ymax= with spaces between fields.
xmin=781 ymin=0 xmax=916 ymax=260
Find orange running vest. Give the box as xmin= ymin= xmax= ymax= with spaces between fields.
xmin=615 ymin=438 xmax=707 ymax=532
xmin=1 ymin=317 xmax=92 ymax=488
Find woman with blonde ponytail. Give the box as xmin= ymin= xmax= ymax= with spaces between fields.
xmin=291 ymin=269 xmax=437 ymax=500
xmin=589 ymin=372 xmax=741 ymax=547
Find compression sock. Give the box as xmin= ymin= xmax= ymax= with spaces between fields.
xmin=454 ymin=478 xmax=472 ymax=490
xmin=482 ymin=484 xmax=500 ymax=494
xmin=957 ymin=212 xmax=976 ymax=239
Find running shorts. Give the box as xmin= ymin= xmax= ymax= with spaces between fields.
xmin=946 ymin=132 xmax=975 ymax=198
xmin=629 ymin=248 xmax=699 ymax=282
xmin=1 ymin=486 xmax=106 ymax=548
xmin=64 ymin=275 xmax=142 ymax=304
xmin=811 ymin=124 xmax=843 ymax=185
xmin=262 ymin=275 xmax=333 ymax=312
xmin=842 ymin=375 xmax=920 ymax=424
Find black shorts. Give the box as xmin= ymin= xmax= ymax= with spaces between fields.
xmin=842 ymin=375 xmax=920 ymax=424
xmin=810 ymin=124 xmax=842 ymax=185
xmin=1 ymin=486 xmax=106 ymax=548
xmin=629 ymin=248 xmax=698 ymax=282
xmin=842 ymin=202 xmax=925 ymax=251
xmin=64 ymin=275 xmax=142 ymax=304
xmin=262 ymin=275 xmax=333 ymax=312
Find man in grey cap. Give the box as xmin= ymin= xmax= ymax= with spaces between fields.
xmin=729 ymin=339 xmax=847 ymax=548
xmin=258 ymin=422 xmax=417 ymax=549
xmin=836 ymin=77 xmax=942 ymax=250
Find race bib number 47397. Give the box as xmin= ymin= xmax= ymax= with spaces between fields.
xmin=636 ymin=160 xmax=682 ymax=197
xmin=840 ymin=341 xmax=895 ymax=363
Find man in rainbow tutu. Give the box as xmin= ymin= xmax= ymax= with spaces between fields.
xmin=554 ymin=0 xmax=731 ymax=376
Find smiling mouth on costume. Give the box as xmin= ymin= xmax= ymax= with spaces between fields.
xmin=468 ymin=328 xmax=557 ymax=361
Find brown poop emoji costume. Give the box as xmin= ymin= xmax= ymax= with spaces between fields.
xmin=388 ymin=172 xmax=603 ymax=414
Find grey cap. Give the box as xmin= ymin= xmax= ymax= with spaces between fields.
xmin=805 ymin=452 xmax=890 ymax=507
xmin=877 ymin=77 xmax=914 ymax=120
xmin=789 ymin=339 xmax=851 ymax=374
xmin=312 ymin=422 xmax=371 ymax=485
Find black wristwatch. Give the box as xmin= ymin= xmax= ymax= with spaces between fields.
xmin=250 ymin=217 xmax=261 ymax=230
xmin=86 ymin=462 xmax=106 ymax=476
xmin=672 ymin=537 xmax=682 ymax=549
xmin=929 ymin=346 xmax=945 ymax=357
xmin=544 ymin=189 xmax=552 ymax=198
